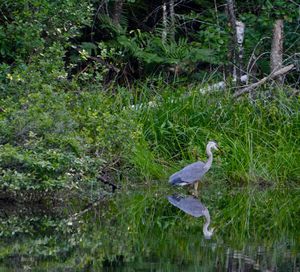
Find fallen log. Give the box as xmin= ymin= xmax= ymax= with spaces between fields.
xmin=233 ymin=64 xmax=295 ymax=98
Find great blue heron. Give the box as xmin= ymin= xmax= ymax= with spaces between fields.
xmin=167 ymin=195 xmax=214 ymax=239
xmin=169 ymin=141 xmax=218 ymax=196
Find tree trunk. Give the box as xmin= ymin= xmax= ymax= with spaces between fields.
xmin=236 ymin=21 xmax=245 ymax=83
xmin=112 ymin=0 xmax=124 ymax=25
xmin=162 ymin=1 xmax=168 ymax=43
xmin=270 ymin=19 xmax=284 ymax=83
xmin=226 ymin=0 xmax=241 ymax=86
xmin=169 ymin=0 xmax=175 ymax=41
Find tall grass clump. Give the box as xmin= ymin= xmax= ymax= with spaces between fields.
xmin=131 ymin=85 xmax=300 ymax=187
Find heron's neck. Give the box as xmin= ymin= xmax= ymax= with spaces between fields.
xmin=204 ymin=146 xmax=213 ymax=170
xmin=202 ymin=212 xmax=213 ymax=237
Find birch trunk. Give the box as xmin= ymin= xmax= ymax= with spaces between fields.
xmin=169 ymin=0 xmax=175 ymax=41
xmin=162 ymin=1 xmax=168 ymax=43
xmin=236 ymin=21 xmax=245 ymax=83
xmin=226 ymin=0 xmax=241 ymax=86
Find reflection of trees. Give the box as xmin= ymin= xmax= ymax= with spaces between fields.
xmin=223 ymin=247 xmax=297 ymax=272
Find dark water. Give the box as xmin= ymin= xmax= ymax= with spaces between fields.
xmin=103 ymin=248 xmax=298 ymax=272
xmin=1 ymin=239 xmax=298 ymax=271
xmin=0 ymin=190 xmax=299 ymax=271
xmin=100 ymin=236 xmax=299 ymax=272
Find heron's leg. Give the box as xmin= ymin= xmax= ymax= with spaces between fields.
xmin=193 ymin=181 xmax=199 ymax=197
xmin=194 ymin=181 xmax=198 ymax=191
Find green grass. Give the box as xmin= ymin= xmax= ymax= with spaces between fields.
xmin=129 ymin=85 xmax=300 ymax=187
xmin=0 ymin=83 xmax=299 ymax=269
xmin=1 ymin=84 xmax=298 ymax=198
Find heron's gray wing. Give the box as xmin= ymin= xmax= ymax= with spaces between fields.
xmin=169 ymin=161 xmax=206 ymax=185
xmin=168 ymin=195 xmax=207 ymax=217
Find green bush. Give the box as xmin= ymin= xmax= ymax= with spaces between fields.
xmin=0 ymin=89 xmax=139 ymax=202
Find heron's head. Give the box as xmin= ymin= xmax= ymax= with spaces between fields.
xmin=207 ymin=141 xmax=219 ymax=151
xmin=204 ymin=227 xmax=214 ymax=239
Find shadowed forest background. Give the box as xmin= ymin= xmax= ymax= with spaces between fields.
xmin=0 ymin=0 xmax=299 ymax=270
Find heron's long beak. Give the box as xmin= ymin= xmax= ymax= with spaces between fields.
xmin=216 ymin=144 xmax=224 ymax=154
xmin=218 ymin=147 xmax=225 ymax=155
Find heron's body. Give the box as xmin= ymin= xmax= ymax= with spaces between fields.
xmin=167 ymin=195 xmax=214 ymax=238
xmin=167 ymin=195 xmax=207 ymax=217
xmin=168 ymin=141 xmax=218 ymax=195
xmin=169 ymin=161 xmax=207 ymax=186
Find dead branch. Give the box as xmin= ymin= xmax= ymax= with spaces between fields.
xmin=88 ymin=55 xmax=120 ymax=73
xmin=67 ymin=196 xmax=107 ymax=223
xmin=291 ymin=88 xmax=300 ymax=96
xmin=233 ymin=64 xmax=295 ymax=98
xmin=97 ymin=175 xmax=119 ymax=192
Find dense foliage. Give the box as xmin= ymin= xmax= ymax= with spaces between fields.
xmin=1 ymin=0 xmax=299 ymax=86
xmin=0 ymin=0 xmax=299 ymax=269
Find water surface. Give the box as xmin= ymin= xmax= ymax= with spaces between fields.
xmin=0 ymin=187 xmax=299 ymax=271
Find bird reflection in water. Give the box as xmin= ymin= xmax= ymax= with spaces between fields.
xmin=167 ymin=195 xmax=214 ymax=239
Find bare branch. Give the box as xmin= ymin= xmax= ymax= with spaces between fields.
xmin=233 ymin=64 xmax=295 ymax=98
